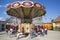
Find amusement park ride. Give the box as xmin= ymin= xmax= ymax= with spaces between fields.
xmin=6 ymin=0 xmax=46 ymax=34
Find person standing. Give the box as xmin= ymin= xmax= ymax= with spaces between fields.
xmin=8 ymin=27 xmax=13 ymax=37
xmin=39 ymin=26 xmax=44 ymax=36
xmin=44 ymin=27 xmax=48 ymax=35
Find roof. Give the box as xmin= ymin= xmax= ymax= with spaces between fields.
xmin=54 ymin=16 xmax=60 ymax=22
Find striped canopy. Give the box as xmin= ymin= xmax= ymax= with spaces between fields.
xmin=6 ymin=1 xmax=46 ymax=23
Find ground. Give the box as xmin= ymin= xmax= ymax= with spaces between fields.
xmin=0 ymin=30 xmax=60 ymax=40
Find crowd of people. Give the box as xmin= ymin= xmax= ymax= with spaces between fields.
xmin=5 ymin=25 xmax=48 ymax=39
xmin=6 ymin=25 xmax=18 ymax=37
xmin=16 ymin=25 xmax=48 ymax=39
xmin=27 ymin=25 xmax=48 ymax=38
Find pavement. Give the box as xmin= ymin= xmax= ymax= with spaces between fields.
xmin=0 ymin=30 xmax=60 ymax=40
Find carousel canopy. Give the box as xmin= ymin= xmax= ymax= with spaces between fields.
xmin=6 ymin=1 xmax=46 ymax=23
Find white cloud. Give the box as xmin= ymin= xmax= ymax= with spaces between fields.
xmin=4 ymin=12 xmax=7 ymax=15
xmin=0 ymin=5 xmax=2 ymax=7
xmin=4 ymin=3 xmax=10 ymax=8
xmin=0 ymin=3 xmax=10 ymax=8
xmin=6 ymin=3 xmax=10 ymax=6
xmin=0 ymin=17 xmax=5 ymax=21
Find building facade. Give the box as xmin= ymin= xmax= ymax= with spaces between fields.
xmin=0 ymin=21 xmax=6 ymax=31
xmin=52 ymin=16 xmax=60 ymax=31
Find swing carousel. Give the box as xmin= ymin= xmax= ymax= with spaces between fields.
xmin=6 ymin=0 xmax=46 ymax=34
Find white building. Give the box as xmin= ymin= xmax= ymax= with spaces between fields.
xmin=52 ymin=16 xmax=60 ymax=30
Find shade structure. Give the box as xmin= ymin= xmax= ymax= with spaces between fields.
xmin=6 ymin=1 xmax=46 ymax=23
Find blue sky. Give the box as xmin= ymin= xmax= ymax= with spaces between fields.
xmin=0 ymin=0 xmax=60 ymax=22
